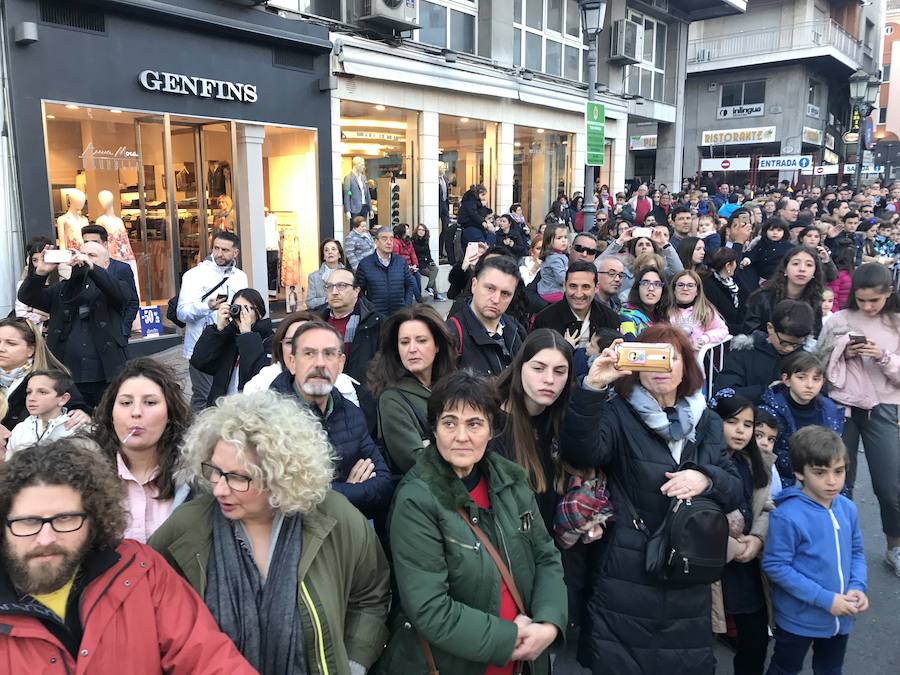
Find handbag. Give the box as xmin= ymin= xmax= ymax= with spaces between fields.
xmin=166 ymin=277 xmax=228 ymax=329
xmin=611 ymin=442 xmax=728 ymax=585
xmin=417 ymin=508 xmax=527 ymax=675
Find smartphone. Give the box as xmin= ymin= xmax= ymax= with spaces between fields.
xmin=614 ymin=342 xmax=673 ymax=373
xmin=632 ymin=227 xmax=653 ymax=239
xmin=465 ymin=242 xmax=480 ymax=260
xmin=43 ymin=249 xmax=73 ymax=264
xmin=848 ymin=333 xmax=867 ymax=344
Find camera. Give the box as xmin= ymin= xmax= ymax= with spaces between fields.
xmin=229 ymin=304 xmax=243 ymax=319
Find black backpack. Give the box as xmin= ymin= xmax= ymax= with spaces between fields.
xmin=166 ymin=277 xmax=228 ymax=329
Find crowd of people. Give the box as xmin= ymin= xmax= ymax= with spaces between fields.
xmin=0 ymin=175 xmax=898 ymax=675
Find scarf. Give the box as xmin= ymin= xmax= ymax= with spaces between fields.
xmin=343 ymin=311 xmax=360 ymax=346
xmin=628 ymin=385 xmax=707 ymax=450
xmin=714 ymin=272 xmax=740 ymax=308
xmin=205 ymin=507 xmax=306 ymax=675
xmin=0 ymin=360 xmax=32 ymax=393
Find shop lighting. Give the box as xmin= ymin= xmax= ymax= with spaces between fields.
xmin=514 ymin=142 xmax=521 ymax=147
xmin=460 ymin=117 xmax=469 ymax=123
xmin=110 ymin=109 xmax=123 ymax=114
xmin=46 ymin=115 xmax=55 ymax=119
xmin=537 ymin=128 xmax=545 ymax=134
xmin=339 ymin=118 xmax=408 ymax=130
xmin=375 ymin=105 xmax=386 ymax=111
xmin=65 ymin=104 xmax=79 ymax=110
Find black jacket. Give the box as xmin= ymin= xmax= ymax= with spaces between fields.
xmin=525 ymin=270 xmax=551 ymax=315
xmin=496 ymin=226 xmax=527 ymax=257
xmin=316 ymin=297 xmax=383 ymax=433
xmin=715 ymin=331 xmax=786 ymax=404
xmin=411 ymin=236 xmax=435 ymax=268
xmin=702 ymin=274 xmax=746 ymax=336
xmin=741 ymin=289 xmax=822 ymax=337
xmin=17 ymin=265 xmax=128 ymax=382
xmin=456 ymin=188 xmax=485 ymax=229
xmin=270 ymin=372 xmax=393 ymax=519
xmin=531 ymin=298 xmax=619 ymax=340
xmin=189 ymin=318 xmax=273 ymax=407
xmin=559 ymin=388 xmax=741 ymax=673
xmin=108 ymin=258 xmax=139 ymax=339
xmin=447 ymin=303 xmax=526 ymax=377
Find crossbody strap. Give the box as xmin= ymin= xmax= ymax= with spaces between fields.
xmin=200 ymin=277 xmax=228 ymax=302
xmin=395 ymin=390 xmax=429 ymax=439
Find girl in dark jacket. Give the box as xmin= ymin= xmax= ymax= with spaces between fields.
xmin=412 ymin=223 xmax=445 ymax=300
xmin=738 ymin=217 xmax=793 ymax=281
xmin=560 ymin=324 xmax=742 ymax=674
xmin=496 ymin=214 xmax=528 ymax=257
xmin=189 ymin=288 xmax=273 ymax=407
xmin=702 ymin=247 xmax=747 ymax=336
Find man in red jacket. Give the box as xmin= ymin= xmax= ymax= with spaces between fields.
xmin=0 ymin=441 xmax=256 ymax=674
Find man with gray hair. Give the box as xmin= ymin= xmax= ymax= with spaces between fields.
xmin=354 ymin=226 xmax=417 ymax=315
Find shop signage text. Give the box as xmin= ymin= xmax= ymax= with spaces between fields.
xmin=806 ymin=103 xmax=820 ymax=119
xmin=79 ymin=143 xmax=139 ymax=170
xmin=802 ymin=126 xmax=823 ymax=146
xmin=138 ymin=70 xmax=258 ymax=103
xmin=758 ymin=155 xmax=812 ymax=171
xmin=825 ymin=132 xmax=835 ymax=150
xmin=586 ymin=102 xmax=605 ymax=166
xmin=700 ymin=157 xmax=751 ymax=172
xmin=701 ymin=126 xmax=776 ymax=146
xmin=629 ymin=135 xmax=657 ymax=150
xmin=716 ymin=104 xmax=764 ymax=120
xmin=823 ymin=149 xmax=840 ymax=164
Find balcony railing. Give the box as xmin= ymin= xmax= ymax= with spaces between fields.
xmin=688 ymin=19 xmax=863 ymax=68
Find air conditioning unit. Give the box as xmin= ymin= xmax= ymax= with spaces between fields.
xmin=610 ymin=19 xmax=643 ymax=64
xmin=358 ymin=0 xmax=419 ymax=32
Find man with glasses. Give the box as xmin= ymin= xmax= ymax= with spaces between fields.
xmin=271 ymin=321 xmax=392 ymax=519
xmin=716 ymin=300 xmax=814 ymax=404
xmin=354 ymin=227 xmax=417 ymax=316
xmin=316 ymin=268 xmax=382 ymax=432
xmin=570 ymin=232 xmax=602 ymax=265
xmin=0 ymin=441 xmax=255 ymax=672
xmin=595 ymin=257 xmax=626 ymax=312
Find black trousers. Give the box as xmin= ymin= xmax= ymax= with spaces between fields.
xmin=732 ymin=606 xmax=770 ymax=675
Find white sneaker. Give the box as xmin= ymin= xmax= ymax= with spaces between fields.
xmin=886 ymin=547 xmax=900 ymax=578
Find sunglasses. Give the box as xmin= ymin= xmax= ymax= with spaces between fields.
xmin=572 ymin=243 xmax=599 ymax=256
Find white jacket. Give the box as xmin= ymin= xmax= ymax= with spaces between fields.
xmin=176 ymin=258 xmax=248 ymax=358
xmin=7 ymin=413 xmax=73 ymax=456
xmin=243 ymin=362 xmax=361 ymax=407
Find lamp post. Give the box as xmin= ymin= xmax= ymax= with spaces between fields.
xmin=849 ymin=69 xmax=881 ymax=191
xmin=579 ymin=0 xmax=607 ymax=235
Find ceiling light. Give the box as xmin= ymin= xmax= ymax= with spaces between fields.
xmin=514 ymin=141 xmax=521 ymax=147
xmin=46 ymin=114 xmax=55 ymax=119
xmin=460 ymin=117 xmax=469 ymax=123
xmin=537 ymin=128 xmax=545 ymax=133
xmin=65 ymin=104 xmax=79 ymax=110
xmin=375 ymin=105 xmax=386 ymax=111
xmin=339 ymin=118 xmax=408 ymax=130
xmin=110 ymin=109 xmax=123 ymax=114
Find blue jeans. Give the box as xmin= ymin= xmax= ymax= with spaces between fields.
xmin=766 ymin=627 xmax=849 ymax=675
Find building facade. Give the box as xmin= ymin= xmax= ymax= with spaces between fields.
xmin=874 ymin=0 xmax=900 ymax=180
xmin=683 ymin=0 xmax=883 ymax=188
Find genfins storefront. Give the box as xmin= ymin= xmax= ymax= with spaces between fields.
xmin=6 ymin=0 xmax=333 ymax=349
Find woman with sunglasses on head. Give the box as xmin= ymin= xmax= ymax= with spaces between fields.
xmin=150 ymin=390 xmax=391 ymax=675
xmin=189 ymin=288 xmax=274 ymax=409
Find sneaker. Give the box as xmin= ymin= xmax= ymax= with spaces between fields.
xmin=886 ymin=547 xmax=900 ymax=578
xmin=434 ymin=293 xmax=446 ymax=302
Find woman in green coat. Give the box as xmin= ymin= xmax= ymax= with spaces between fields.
xmin=367 ymin=303 xmax=457 ymax=473
xmin=149 ymin=390 xmax=391 ymax=675
xmin=376 ymin=370 xmax=567 ymax=675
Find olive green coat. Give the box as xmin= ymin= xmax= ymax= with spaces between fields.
xmin=378 ymin=375 xmax=431 ymax=473
xmin=375 ymin=448 xmax=567 ymax=675
xmin=148 ymin=492 xmax=391 ymax=675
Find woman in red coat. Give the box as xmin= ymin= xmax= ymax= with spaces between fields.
xmin=393 ymin=223 xmax=422 ymax=300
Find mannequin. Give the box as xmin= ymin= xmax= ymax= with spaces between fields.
xmin=96 ymin=190 xmax=140 ymax=302
xmin=56 ymin=189 xmax=88 ymax=249
xmin=342 ymin=156 xmax=373 ymax=222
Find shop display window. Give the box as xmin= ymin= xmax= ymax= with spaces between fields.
xmin=513 ymin=127 xmax=572 ymax=228
xmin=438 ymin=115 xmax=498 ymax=216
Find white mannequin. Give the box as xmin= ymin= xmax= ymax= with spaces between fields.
xmin=96 ymin=190 xmax=140 ymax=303
xmin=56 ymin=189 xmax=88 ymax=249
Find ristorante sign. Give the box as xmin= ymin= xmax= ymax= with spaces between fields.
xmin=138 ymin=70 xmax=258 ymax=103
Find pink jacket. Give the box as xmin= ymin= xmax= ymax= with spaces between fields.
xmin=669 ymin=305 xmax=731 ymax=350
xmin=819 ymin=310 xmax=900 ymax=410
xmin=828 ymin=270 xmax=852 ymax=311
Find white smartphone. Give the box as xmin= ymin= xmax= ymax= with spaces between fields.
xmin=465 ymin=242 xmax=480 ymax=260
xmin=43 ymin=249 xmax=73 ymax=264
xmin=632 ymin=227 xmax=653 ymax=239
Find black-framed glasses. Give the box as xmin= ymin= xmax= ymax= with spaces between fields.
xmin=573 ymin=244 xmax=599 ymax=256
xmin=775 ymin=332 xmax=806 ymax=350
xmin=599 ymin=270 xmax=625 ymax=280
xmin=6 ymin=512 xmax=87 ymax=537
xmin=324 ymin=282 xmax=354 ymax=293
xmin=201 ymin=462 xmax=253 ymax=492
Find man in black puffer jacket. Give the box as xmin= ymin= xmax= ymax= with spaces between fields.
xmin=355 ymin=227 xmax=416 ymax=316
xmin=715 ymin=299 xmax=814 ymax=403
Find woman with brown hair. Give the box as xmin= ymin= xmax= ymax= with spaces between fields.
xmin=90 ymin=357 xmax=193 ymax=542
xmin=367 ymin=304 xmax=457 ymax=474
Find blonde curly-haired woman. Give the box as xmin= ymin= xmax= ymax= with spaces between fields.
xmin=149 ymin=390 xmax=391 ymax=675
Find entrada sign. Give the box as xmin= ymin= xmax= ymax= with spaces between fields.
xmin=138 ymin=70 xmax=258 ymax=103
xmin=758 ymin=156 xmax=812 ymax=171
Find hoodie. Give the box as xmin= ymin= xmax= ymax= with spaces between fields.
xmin=762 ymin=488 xmax=866 ymax=638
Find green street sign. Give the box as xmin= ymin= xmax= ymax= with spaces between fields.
xmin=586 ymin=102 xmax=605 ymax=167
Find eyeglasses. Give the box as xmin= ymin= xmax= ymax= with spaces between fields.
xmin=675 ymin=282 xmax=697 ymax=290
xmin=572 ymin=244 xmax=599 ymax=256
xmin=775 ymin=332 xmax=806 ymax=350
xmin=201 ymin=462 xmax=253 ymax=492
xmin=599 ymin=270 xmax=625 ymax=280
xmin=297 ymin=347 xmax=343 ymax=362
xmin=6 ymin=512 xmax=87 ymax=537
xmin=324 ymin=282 xmax=354 ymax=293
xmin=639 ymin=280 xmax=665 ymax=290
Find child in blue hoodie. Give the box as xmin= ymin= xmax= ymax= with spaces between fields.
xmin=762 ymin=426 xmax=867 ymax=675
xmin=759 ymin=350 xmax=844 ymax=490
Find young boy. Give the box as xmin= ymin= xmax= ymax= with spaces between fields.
xmin=763 ymin=426 xmax=868 ymax=675
xmin=755 ymin=407 xmax=782 ymax=499
xmin=760 ymin=351 xmax=844 ymax=489
xmin=7 ymin=370 xmax=75 ymax=456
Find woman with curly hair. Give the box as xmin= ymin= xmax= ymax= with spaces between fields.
xmin=741 ymin=245 xmax=825 ymax=337
xmin=91 ymin=357 xmax=192 ymax=542
xmin=149 ymin=390 xmax=391 ymax=675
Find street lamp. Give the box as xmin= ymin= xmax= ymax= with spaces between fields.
xmin=579 ymin=0 xmax=607 ymax=235
xmin=849 ymin=68 xmax=881 ymax=190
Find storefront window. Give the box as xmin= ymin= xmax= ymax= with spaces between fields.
xmin=438 ymin=115 xmax=499 ymax=217
xmin=513 ymin=127 xmax=572 ymax=227
xmin=339 ymin=101 xmax=420 ymax=235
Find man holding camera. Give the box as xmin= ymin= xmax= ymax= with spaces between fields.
xmin=176 ymin=230 xmax=248 ymax=411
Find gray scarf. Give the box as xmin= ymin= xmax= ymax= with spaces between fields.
xmin=205 ymin=507 xmax=305 ymax=674
xmin=627 ymin=385 xmax=707 ymax=445
xmin=0 ymin=361 xmax=31 ymax=392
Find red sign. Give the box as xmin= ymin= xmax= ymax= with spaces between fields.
xmin=721 ymin=159 xmax=731 ymax=169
